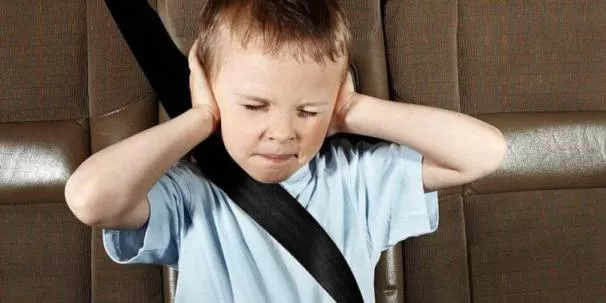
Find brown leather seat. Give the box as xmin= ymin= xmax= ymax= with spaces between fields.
xmin=1 ymin=0 xmax=605 ymax=302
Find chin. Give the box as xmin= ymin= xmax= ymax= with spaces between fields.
xmin=247 ymin=171 xmax=291 ymax=184
xmin=241 ymin=164 xmax=295 ymax=184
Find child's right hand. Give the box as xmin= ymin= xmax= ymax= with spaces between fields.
xmin=188 ymin=38 xmax=220 ymax=130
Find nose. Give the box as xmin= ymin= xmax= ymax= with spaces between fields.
xmin=267 ymin=112 xmax=295 ymax=142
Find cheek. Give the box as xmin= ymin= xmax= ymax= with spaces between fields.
xmin=298 ymin=118 xmax=331 ymax=148
xmin=219 ymin=108 xmax=260 ymax=155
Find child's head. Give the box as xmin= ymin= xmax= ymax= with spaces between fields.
xmin=197 ymin=0 xmax=352 ymax=183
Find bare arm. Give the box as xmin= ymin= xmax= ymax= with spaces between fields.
xmin=341 ymin=94 xmax=507 ymax=191
xmin=64 ymin=108 xmax=215 ymax=229
xmin=66 ymin=39 xmax=218 ymax=229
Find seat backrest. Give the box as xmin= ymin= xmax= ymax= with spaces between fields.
xmin=0 ymin=0 xmax=165 ymax=302
xmin=383 ymin=1 xmax=606 ymax=302
xmin=87 ymin=0 xmax=165 ymax=302
xmin=0 ymin=1 xmax=91 ymax=301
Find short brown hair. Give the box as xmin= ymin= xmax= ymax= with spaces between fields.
xmin=197 ymin=0 xmax=352 ymax=78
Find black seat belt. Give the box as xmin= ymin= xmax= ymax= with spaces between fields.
xmin=102 ymin=1 xmax=363 ymax=302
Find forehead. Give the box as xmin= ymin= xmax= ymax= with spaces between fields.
xmin=214 ymin=35 xmax=347 ymax=98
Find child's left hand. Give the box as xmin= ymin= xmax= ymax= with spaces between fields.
xmin=328 ymin=71 xmax=357 ymax=136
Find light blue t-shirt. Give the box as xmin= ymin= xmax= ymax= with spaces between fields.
xmin=103 ymin=138 xmax=438 ymax=303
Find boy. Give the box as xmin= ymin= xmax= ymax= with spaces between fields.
xmin=65 ymin=0 xmax=507 ymax=302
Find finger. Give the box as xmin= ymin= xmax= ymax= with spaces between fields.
xmin=188 ymin=38 xmax=199 ymax=60
xmin=188 ymin=42 xmax=209 ymax=93
xmin=344 ymin=71 xmax=355 ymax=91
xmin=188 ymin=39 xmax=202 ymax=73
xmin=187 ymin=41 xmax=217 ymax=111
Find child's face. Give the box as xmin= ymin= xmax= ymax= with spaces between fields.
xmin=211 ymin=37 xmax=347 ymax=183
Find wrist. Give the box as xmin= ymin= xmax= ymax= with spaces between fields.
xmin=183 ymin=107 xmax=217 ymax=142
xmin=190 ymin=106 xmax=219 ymax=130
xmin=340 ymin=92 xmax=365 ymax=134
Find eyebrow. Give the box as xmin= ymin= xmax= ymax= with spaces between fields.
xmin=237 ymin=93 xmax=273 ymax=104
xmin=236 ymin=93 xmax=330 ymax=107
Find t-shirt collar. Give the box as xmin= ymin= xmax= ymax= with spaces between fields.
xmin=279 ymin=162 xmax=312 ymax=198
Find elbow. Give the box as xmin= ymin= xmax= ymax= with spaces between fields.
xmin=426 ymin=126 xmax=508 ymax=189
xmin=64 ymin=175 xmax=108 ymax=227
xmin=487 ymin=126 xmax=508 ymax=172
xmin=472 ymin=126 xmax=508 ymax=180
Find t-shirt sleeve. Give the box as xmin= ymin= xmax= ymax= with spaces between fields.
xmin=102 ymin=160 xmax=198 ymax=268
xmin=339 ymin=139 xmax=439 ymax=253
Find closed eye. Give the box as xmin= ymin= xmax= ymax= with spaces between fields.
xmin=243 ymin=104 xmax=318 ymax=117
xmin=243 ymin=104 xmax=267 ymax=111
xmin=298 ymin=110 xmax=318 ymax=118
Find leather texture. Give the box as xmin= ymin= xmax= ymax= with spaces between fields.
xmin=470 ymin=112 xmax=606 ymax=194
xmin=0 ymin=120 xmax=88 ymax=205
